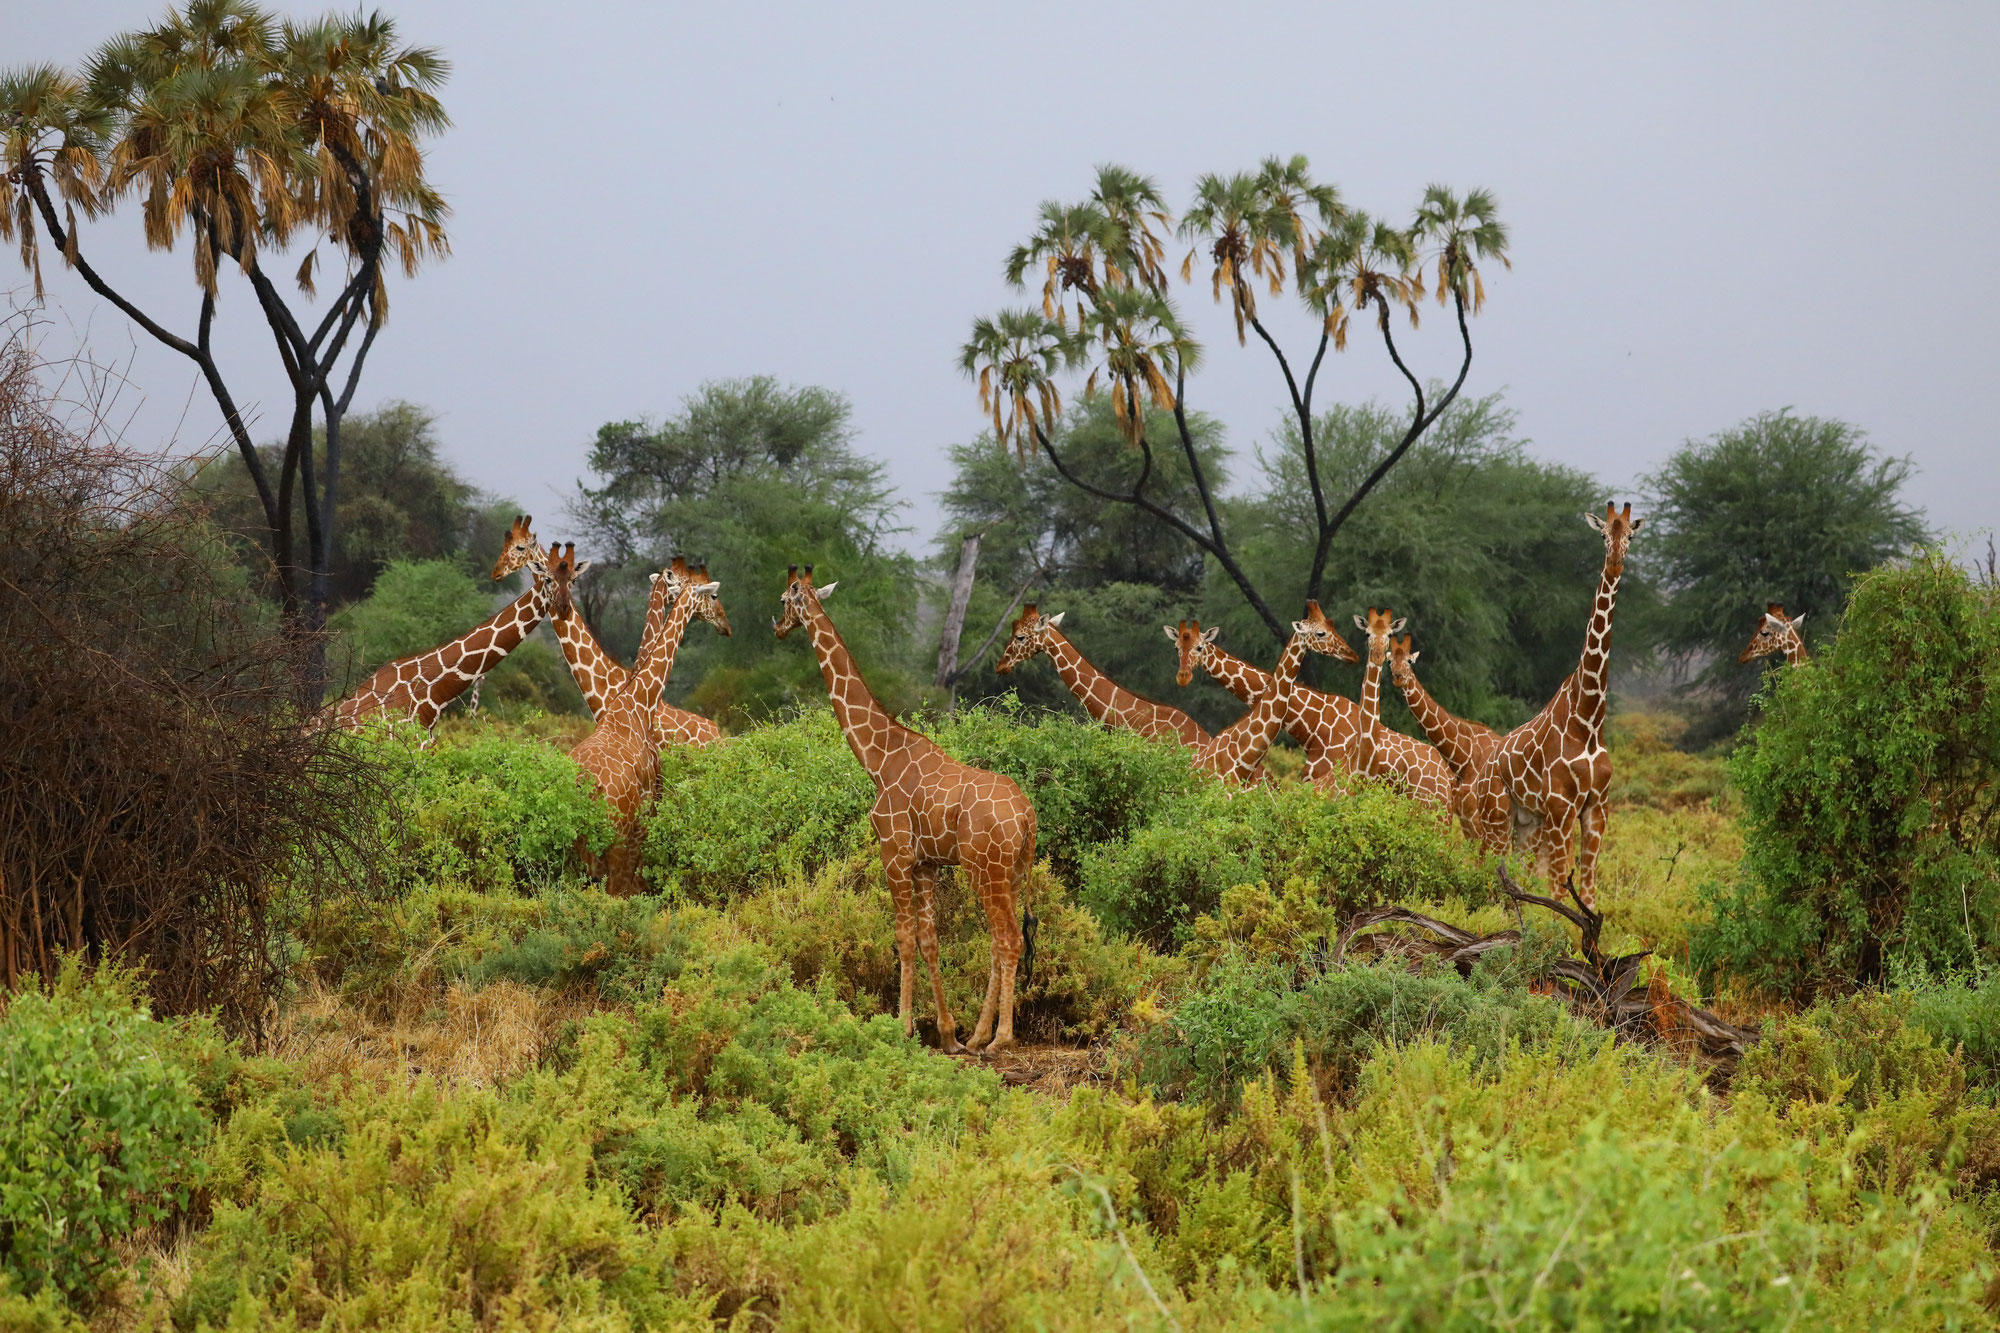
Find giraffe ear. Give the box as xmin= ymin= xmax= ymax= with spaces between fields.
xmin=1162 ymin=624 xmax=1179 ymax=643
xmin=574 ymin=560 xmax=593 ymax=578
xmin=1046 ymin=611 xmax=1065 ymax=628
xmin=1390 ymin=617 xmax=1408 ymax=635
xmin=1200 ymin=626 xmax=1219 ymax=646
xmin=1352 ymin=614 xmax=1368 ymax=631
xmin=690 ymin=580 xmax=720 ymax=596
xmin=815 ymin=581 xmax=838 ymax=600
xmin=1409 ymin=649 xmax=1421 ymax=664
xmin=1790 ymin=613 xmax=1806 ymax=630
xmin=1292 ymin=620 xmax=1310 ymax=635
xmin=1584 ymin=510 xmax=1606 ymax=533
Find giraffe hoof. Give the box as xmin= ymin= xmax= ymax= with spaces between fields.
xmin=938 ymin=1034 xmax=965 ymax=1055
xmin=982 ymin=1034 xmax=1016 ymax=1055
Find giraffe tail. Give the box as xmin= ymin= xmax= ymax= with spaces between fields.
xmin=1019 ymin=903 xmax=1039 ymax=990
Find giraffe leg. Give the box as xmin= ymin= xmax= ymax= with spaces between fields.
xmin=911 ymin=863 xmax=962 ymax=1054
xmin=1573 ymin=795 xmax=1606 ymax=913
xmin=872 ymin=812 xmax=920 ymax=1040
xmin=966 ymin=834 xmax=1029 ymax=1054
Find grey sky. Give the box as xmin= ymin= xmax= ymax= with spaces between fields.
xmin=15 ymin=2 xmax=1998 ymax=560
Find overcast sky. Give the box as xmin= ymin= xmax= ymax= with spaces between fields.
xmin=15 ymin=1 xmax=1998 ymax=559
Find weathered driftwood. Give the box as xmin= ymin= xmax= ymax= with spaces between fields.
xmin=1334 ymin=863 xmax=1759 ymax=1071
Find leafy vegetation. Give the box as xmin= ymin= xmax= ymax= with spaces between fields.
xmin=1694 ymin=552 xmax=2000 ymax=998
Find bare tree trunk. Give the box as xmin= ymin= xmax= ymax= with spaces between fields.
xmin=935 ymin=531 xmax=983 ymax=688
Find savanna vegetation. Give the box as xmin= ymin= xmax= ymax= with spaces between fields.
xmin=4 ymin=2 xmax=1992 ymax=1328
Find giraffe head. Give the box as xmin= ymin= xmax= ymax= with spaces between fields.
xmin=1584 ymin=501 xmax=1645 ymax=572
xmin=1739 ymin=602 xmax=1806 ymax=663
xmin=1290 ymin=599 xmax=1359 ymax=663
xmin=544 ymin=541 xmax=589 ymax=620
xmin=996 ymin=603 xmax=1066 ymax=673
xmin=664 ymin=556 xmax=733 ymax=636
xmin=1166 ymin=618 xmax=1220 ymax=687
xmin=1350 ymin=606 xmax=1408 ymax=664
xmin=1388 ymin=634 xmax=1423 ymax=690
xmin=490 ymin=514 xmax=543 ymax=582
xmin=773 ymin=564 xmax=838 ymax=638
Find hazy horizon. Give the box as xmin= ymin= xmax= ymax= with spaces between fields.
xmin=13 ymin=1 xmax=1997 ymax=565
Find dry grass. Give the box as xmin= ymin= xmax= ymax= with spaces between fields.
xmin=267 ymin=977 xmax=593 ymax=1091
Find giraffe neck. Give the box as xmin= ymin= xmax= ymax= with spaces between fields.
xmin=1395 ymin=661 xmax=1484 ymax=776
xmin=1573 ymin=553 xmax=1625 ymax=746
xmin=1042 ymin=629 xmax=1154 ymax=724
xmin=805 ymin=598 xmax=903 ymax=783
xmin=550 ymin=610 xmax=630 ymax=718
xmin=1200 ymin=645 xmax=1266 ymax=704
xmin=426 ymin=579 xmax=549 ymax=711
xmin=1783 ymin=634 xmax=1808 ymax=666
xmin=631 ymin=587 xmax=702 ymax=710
xmin=1361 ymin=638 xmax=1386 ymax=727
xmin=1212 ymin=631 xmax=1304 ymax=778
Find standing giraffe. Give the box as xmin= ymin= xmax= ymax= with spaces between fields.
xmin=776 ymin=565 xmax=1037 ymax=1054
xmin=321 ymin=527 xmax=554 ymax=741
xmin=1388 ymin=633 xmax=1501 ymax=837
xmin=1468 ymin=502 xmax=1644 ymax=908
xmin=1739 ymin=603 xmax=1808 ymax=666
xmin=1171 ymin=602 xmax=1364 ymax=787
xmin=997 ymin=604 xmax=1210 ymax=746
xmin=491 ymin=535 xmax=729 ymax=745
xmin=565 ymin=551 xmax=723 ymax=895
xmin=1170 ymin=618 xmax=1305 ymax=787
xmin=1348 ymin=609 xmax=1456 ymax=810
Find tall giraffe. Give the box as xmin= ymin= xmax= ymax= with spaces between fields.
xmin=321 ymin=526 xmax=553 ymax=741
xmin=565 ymin=552 xmax=723 ymax=895
xmin=996 ymin=604 xmax=1210 ymax=746
xmin=1388 ymin=633 xmax=1501 ymax=837
xmin=1468 ymin=502 xmax=1645 ymax=908
xmin=1350 ymin=608 xmax=1456 ymax=810
xmin=1170 ymin=618 xmax=1304 ymax=787
xmin=1172 ymin=602 xmax=1364 ymax=787
xmin=491 ymin=536 xmax=729 ymax=745
xmin=1739 ymin=603 xmax=1808 ymax=666
xmin=776 ymin=565 xmax=1036 ymax=1053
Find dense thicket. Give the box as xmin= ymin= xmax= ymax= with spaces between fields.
xmin=1694 ymin=552 xmax=2000 ymax=998
xmin=0 ymin=343 xmax=377 ymax=1026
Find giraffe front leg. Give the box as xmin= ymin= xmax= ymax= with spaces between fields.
xmin=1573 ymin=796 xmax=1606 ymax=914
xmin=873 ymin=815 xmax=920 ymax=1039
xmin=967 ymin=847 xmax=1028 ymax=1054
xmin=911 ymin=863 xmax=962 ymax=1055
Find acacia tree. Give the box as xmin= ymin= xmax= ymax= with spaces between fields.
xmin=0 ymin=0 xmax=448 ymax=689
xmin=962 ymin=158 xmax=1507 ymax=644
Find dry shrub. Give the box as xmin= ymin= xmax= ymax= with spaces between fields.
xmin=0 ymin=330 xmax=378 ymax=1031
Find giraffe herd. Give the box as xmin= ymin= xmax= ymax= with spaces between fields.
xmin=319 ymin=502 xmax=1808 ymax=1048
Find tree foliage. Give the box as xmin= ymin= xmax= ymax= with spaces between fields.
xmin=573 ymin=377 xmax=919 ymax=726
xmin=1643 ymin=410 xmax=1928 ymax=731
xmin=1693 ymin=552 xmax=2000 ymax=999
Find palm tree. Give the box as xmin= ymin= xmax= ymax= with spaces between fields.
xmin=0 ymin=67 xmax=111 ymax=298
xmin=1256 ymin=154 xmax=1343 ymax=280
xmin=959 ymin=309 xmax=1080 ymax=463
xmin=1089 ymin=163 xmax=1173 ymax=293
xmin=1178 ymin=170 xmax=1297 ymax=344
xmin=1080 ymin=286 xmax=1199 ymax=446
xmin=1003 ymin=200 xmax=1116 ymax=330
xmin=1413 ymin=184 xmax=1510 ymax=315
xmin=1298 ymin=212 xmax=1422 ymax=350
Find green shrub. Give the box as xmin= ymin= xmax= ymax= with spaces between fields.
xmin=370 ymin=726 xmax=615 ymax=892
xmin=0 ymin=963 xmax=209 ymax=1308
xmin=1080 ymin=776 xmax=1489 ymax=948
xmin=1693 ymin=552 xmax=2000 ymax=1000
xmin=922 ymin=701 xmax=1203 ymax=877
xmin=1905 ymin=973 xmax=2000 ymax=1091
xmin=1137 ymin=952 xmax=1594 ymax=1104
xmin=644 ymin=708 xmax=876 ymax=899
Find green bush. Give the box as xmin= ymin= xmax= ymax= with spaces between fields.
xmin=1138 ymin=952 xmax=1594 ymax=1105
xmin=1080 ymin=776 xmax=1489 ymax=948
xmin=643 ymin=708 xmax=876 ymax=899
xmin=369 ymin=726 xmax=615 ymax=892
xmin=922 ymin=700 xmax=1203 ymax=877
xmin=1905 ymin=973 xmax=2000 ymax=1091
xmin=0 ymin=963 xmax=209 ymax=1308
xmin=1693 ymin=552 xmax=2000 ymax=999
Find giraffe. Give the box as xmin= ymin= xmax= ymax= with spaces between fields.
xmin=490 ymin=535 xmax=729 ymax=746
xmin=321 ymin=523 xmax=553 ymax=741
xmin=776 ymin=565 xmax=1037 ymax=1053
xmin=996 ymin=603 xmax=1210 ymax=746
xmin=1172 ymin=602 xmax=1365 ymax=787
xmin=1739 ymin=603 xmax=1808 ymax=667
xmin=1349 ymin=608 xmax=1456 ymax=810
xmin=565 ymin=550 xmax=723 ymax=895
xmin=1388 ymin=633 xmax=1501 ymax=837
xmin=1170 ymin=618 xmax=1305 ymax=787
xmin=1467 ymin=502 xmax=1645 ymax=908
